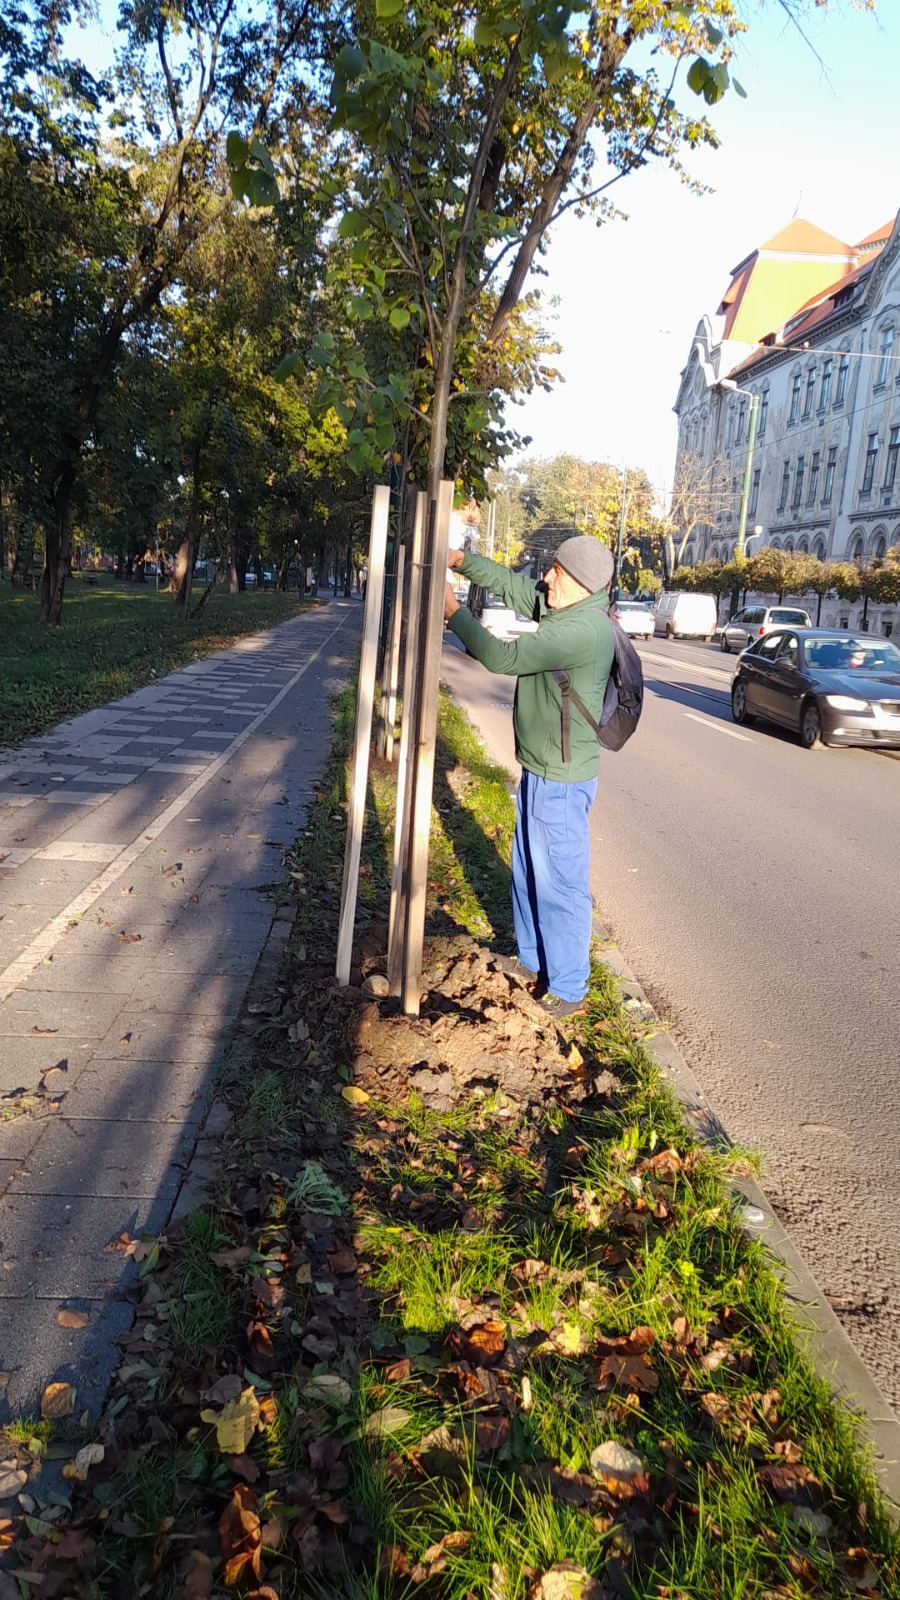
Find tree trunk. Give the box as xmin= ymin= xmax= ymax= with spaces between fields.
xmin=253 ymin=553 xmax=264 ymax=587
xmin=861 ymin=591 xmax=870 ymax=631
xmin=174 ymin=433 xmax=206 ymax=617
xmin=816 ymin=591 xmax=824 ymax=625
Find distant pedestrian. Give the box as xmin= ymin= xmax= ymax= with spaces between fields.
xmin=444 ymin=536 xmax=614 ymax=1018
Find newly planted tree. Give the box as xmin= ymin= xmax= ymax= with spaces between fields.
xmin=290 ymin=0 xmax=755 ymax=500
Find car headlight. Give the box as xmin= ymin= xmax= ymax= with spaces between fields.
xmin=824 ymin=694 xmax=870 ymax=712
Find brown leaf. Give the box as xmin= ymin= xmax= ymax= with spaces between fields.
xmin=475 ymin=1415 xmax=510 ymax=1453
xmin=56 ymin=1307 xmax=89 ymax=1329
xmin=454 ymin=1318 xmax=507 ymax=1367
xmin=219 ymin=1482 xmax=262 ymax=1587
xmin=757 ymin=1461 xmax=821 ymax=1503
xmin=178 ymin=1548 xmax=214 ymax=1599
xmin=329 ymin=1248 xmax=358 ymax=1275
xmin=41 ymin=1380 xmax=76 ymax=1418
xmin=251 ymin=1275 xmax=284 ymax=1310
xmin=27 ymin=1026 xmax=58 ymax=1037
xmin=115 ymin=930 xmax=142 ymax=943
xmin=210 ymin=1245 xmax=252 ymax=1268
xmin=597 ymin=1352 xmax=658 ymax=1394
xmin=0 ymin=1520 xmax=15 ymax=1554
xmin=529 ymin=1562 xmax=606 ymax=1599
xmin=226 ymin=1454 xmax=259 ymax=1483
xmin=201 ymin=1374 xmax=243 ymax=1405
xmin=385 ymin=1358 xmax=412 ymax=1382
xmin=246 ymin=1321 xmax=276 ymax=1373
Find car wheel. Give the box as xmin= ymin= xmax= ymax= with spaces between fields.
xmin=665 ymin=623 xmax=673 ymax=639
xmin=720 ymin=634 xmax=731 ymax=653
xmin=731 ymin=680 xmax=754 ymax=725
xmin=799 ymin=698 xmax=825 ymax=750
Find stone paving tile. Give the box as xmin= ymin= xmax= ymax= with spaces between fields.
xmin=0 ymin=991 xmax=123 ymax=1039
xmin=92 ymin=1008 xmax=223 ymax=1063
xmin=7 ymin=1112 xmax=195 ymax=1198
xmin=125 ymin=971 xmax=246 ymax=1019
xmin=34 ymin=842 xmax=119 ymax=863
xmin=0 ymin=1296 xmax=136 ymax=1423
xmin=0 ymin=1036 xmax=94 ymax=1095
xmin=0 ymin=1192 xmax=173 ymax=1297
xmin=22 ymin=955 xmax=149 ymax=995
xmin=59 ymin=1056 xmax=210 ymax=1126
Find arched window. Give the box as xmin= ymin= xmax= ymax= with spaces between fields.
xmin=873 ymin=533 xmax=887 ymax=560
xmin=784 ymin=539 xmax=794 ymax=553
xmin=771 ymin=538 xmax=782 ymax=550
xmin=813 ymin=540 xmax=826 ymax=561
xmin=684 ymin=545 xmax=695 ymax=567
xmin=798 ymin=538 xmax=809 ymax=554
xmin=851 ymin=536 xmax=865 ymax=561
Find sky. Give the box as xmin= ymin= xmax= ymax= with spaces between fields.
xmin=509 ymin=1 xmax=898 ymax=498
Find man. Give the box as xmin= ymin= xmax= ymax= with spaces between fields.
xmin=443 ymin=535 xmax=615 ymax=1018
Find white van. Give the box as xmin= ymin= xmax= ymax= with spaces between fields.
xmin=653 ymin=591 xmax=717 ymax=641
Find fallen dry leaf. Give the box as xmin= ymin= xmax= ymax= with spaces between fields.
xmin=115 ymin=930 xmax=142 ymax=943
xmin=210 ymin=1245 xmax=252 ymax=1269
xmin=0 ymin=1467 xmax=27 ymax=1499
xmin=385 ymin=1358 xmax=412 ymax=1382
xmin=341 ymin=1085 xmax=370 ymax=1106
xmin=56 ymin=1307 xmax=89 ymax=1329
xmin=329 ymin=1248 xmax=358 ymax=1274
xmin=453 ymin=1318 xmax=507 ymax=1367
xmin=201 ymin=1388 xmax=260 ymax=1455
xmin=201 ymin=1374 xmax=243 ymax=1406
xmin=27 ymin=1027 xmax=58 ymax=1037
xmin=177 ymin=1547 xmax=214 ymax=1598
xmin=62 ymin=1442 xmax=104 ymax=1481
xmin=219 ymin=1482 xmax=262 ymax=1588
xmin=41 ymin=1380 xmax=76 ymax=1419
xmin=529 ymin=1561 xmax=606 ymax=1599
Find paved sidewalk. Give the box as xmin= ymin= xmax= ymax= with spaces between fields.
xmin=0 ymin=599 xmax=360 ymax=1419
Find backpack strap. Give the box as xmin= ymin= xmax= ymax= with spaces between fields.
xmin=553 ymin=671 xmax=572 ymax=764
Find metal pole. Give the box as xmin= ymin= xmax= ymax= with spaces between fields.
xmin=613 ymin=468 xmax=628 ymax=594
xmin=736 ymin=392 xmax=760 ymax=559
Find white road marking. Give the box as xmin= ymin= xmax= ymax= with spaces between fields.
xmin=642 ymin=649 xmax=732 ymax=685
xmin=0 ymin=611 xmax=352 ymax=1001
xmin=683 ymin=711 xmax=752 ymax=743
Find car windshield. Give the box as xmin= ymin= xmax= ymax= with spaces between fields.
xmin=770 ymin=610 xmax=809 ymax=624
xmin=616 ymin=602 xmax=647 ymax=612
xmin=483 ymin=596 xmax=511 ymax=609
xmin=804 ymin=636 xmax=900 ymax=673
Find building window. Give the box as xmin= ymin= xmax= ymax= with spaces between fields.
xmin=758 ymin=388 xmax=769 ymax=438
xmin=788 ymin=374 xmax=802 ymax=425
xmin=803 ymin=366 xmax=817 ymax=419
xmin=749 ymin=467 xmax=760 ymax=519
xmin=876 ymin=325 xmax=894 ymax=388
xmin=792 ymin=456 xmax=805 ymax=509
xmin=874 ymin=534 xmax=887 ymax=559
xmin=808 ymin=450 xmax=820 ymax=504
xmin=736 ymin=399 xmax=746 ymax=446
xmin=822 ymin=446 xmax=837 ymax=504
xmin=835 ymin=353 xmax=849 ymax=406
xmin=851 ymin=537 xmax=865 ymax=561
xmin=725 ymin=410 xmax=733 ymax=450
xmin=885 ymin=425 xmax=900 ymax=493
xmin=819 ymin=359 xmax=833 ymax=412
xmin=861 ymin=432 xmax=879 ymax=495
xmin=778 ymin=461 xmax=791 ymax=512
xmin=813 ymin=540 xmax=826 ymax=560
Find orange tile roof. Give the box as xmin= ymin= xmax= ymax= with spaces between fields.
xmin=855 ymin=220 xmax=894 ymax=251
xmin=760 ymin=219 xmax=854 ymax=257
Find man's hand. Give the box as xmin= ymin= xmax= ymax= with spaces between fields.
xmin=447 ymin=548 xmax=465 ymax=569
xmin=444 ymin=582 xmax=460 ymax=621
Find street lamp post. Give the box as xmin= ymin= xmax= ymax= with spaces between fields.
xmin=720 ymin=379 xmax=760 ymax=560
xmin=613 ymin=467 xmax=628 ymax=596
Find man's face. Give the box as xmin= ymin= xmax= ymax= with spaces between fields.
xmin=543 ymin=561 xmax=590 ymax=610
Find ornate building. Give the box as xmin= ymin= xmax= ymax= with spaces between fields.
xmin=673 ymin=211 xmax=900 ymax=632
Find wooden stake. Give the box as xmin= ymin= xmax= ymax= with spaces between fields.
xmin=335 ymin=485 xmax=390 ymax=987
xmin=400 ymin=479 xmax=454 ymax=1016
xmin=387 ymin=491 xmax=427 ymax=991
xmin=376 ymin=539 xmax=405 ymax=761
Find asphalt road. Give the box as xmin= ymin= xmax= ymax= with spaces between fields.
xmin=441 ymin=629 xmax=900 ymax=1411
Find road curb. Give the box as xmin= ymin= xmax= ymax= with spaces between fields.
xmin=595 ymin=922 xmax=900 ymax=1516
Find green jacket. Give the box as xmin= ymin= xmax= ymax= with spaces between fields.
xmin=447 ymin=553 xmax=614 ymax=783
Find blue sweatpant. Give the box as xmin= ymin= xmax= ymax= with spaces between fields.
xmin=511 ymin=769 xmax=597 ymax=1003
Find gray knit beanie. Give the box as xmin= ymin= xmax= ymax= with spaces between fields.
xmin=553 ymin=535 xmax=614 ymax=594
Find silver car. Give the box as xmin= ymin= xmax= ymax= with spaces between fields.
xmin=720 ymin=605 xmax=812 ymax=654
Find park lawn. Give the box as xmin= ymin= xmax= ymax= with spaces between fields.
xmin=0 ymin=577 xmax=317 ymax=748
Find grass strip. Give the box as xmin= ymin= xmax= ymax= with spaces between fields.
xmin=0 ymin=579 xmax=318 ymax=747
xmin=1 ymin=684 xmax=896 ymax=1600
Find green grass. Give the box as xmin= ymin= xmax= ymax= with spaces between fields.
xmin=163 ymin=1209 xmax=235 ymax=1363
xmin=0 ymin=576 xmax=317 ymax=747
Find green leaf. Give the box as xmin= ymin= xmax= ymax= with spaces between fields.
xmin=246 ymin=170 xmax=278 ymax=206
xmin=733 ymin=77 xmax=747 ymax=99
xmin=248 ymin=135 xmax=275 ymax=177
xmin=704 ymin=21 xmax=723 ymax=47
xmin=225 ymin=130 xmax=248 ymax=168
xmin=337 ymin=211 xmax=367 ymax=239
xmin=473 ymin=18 xmax=499 ymax=46
xmin=375 ymin=0 xmax=404 ymax=15
xmin=686 ymin=58 xmax=709 ymax=96
xmin=336 ymin=44 xmax=368 ymax=79
xmin=389 ymin=306 xmax=411 ymax=331
xmin=273 ymin=351 xmax=301 ymax=383
xmin=350 ymin=295 xmax=373 ymax=321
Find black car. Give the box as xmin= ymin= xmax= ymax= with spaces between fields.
xmin=730 ymin=628 xmax=900 ymax=750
